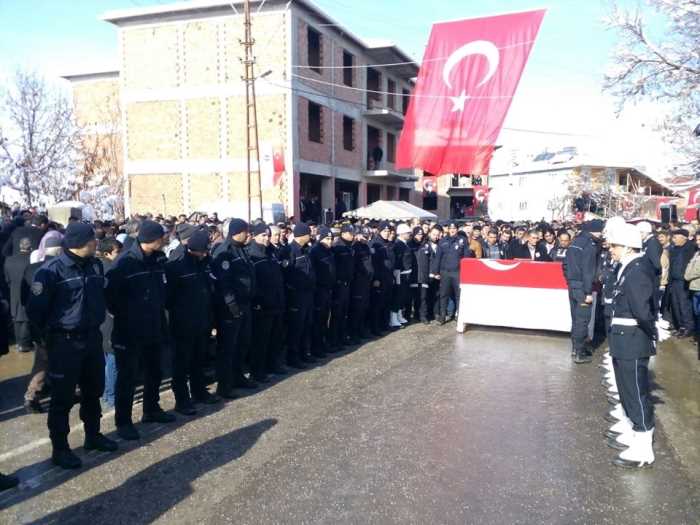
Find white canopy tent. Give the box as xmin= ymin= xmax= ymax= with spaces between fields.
xmin=343 ymin=200 xmax=437 ymax=221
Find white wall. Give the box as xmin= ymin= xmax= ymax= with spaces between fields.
xmin=488 ymin=170 xmax=571 ymax=221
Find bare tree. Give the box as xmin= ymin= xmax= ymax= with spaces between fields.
xmin=0 ymin=69 xmax=79 ymax=206
xmin=604 ymin=0 xmax=700 ymax=176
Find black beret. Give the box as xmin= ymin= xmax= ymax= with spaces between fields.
xmin=138 ymin=220 xmax=165 ymax=243
xmin=341 ymin=224 xmax=355 ymax=234
xmin=378 ymin=221 xmax=391 ymax=231
xmin=187 ymin=229 xmax=210 ymax=252
xmin=252 ymin=223 xmax=270 ymax=237
xmin=228 ymin=218 xmax=249 ymax=237
xmin=63 ymin=223 xmax=95 ymax=249
xmin=293 ymin=222 xmax=311 ymax=237
xmin=672 ymin=228 xmax=689 ymax=237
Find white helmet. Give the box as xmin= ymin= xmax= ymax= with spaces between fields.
xmin=636 ymin=221 xmax=652 ymax=236
xmin=396 ymin=223 xmax=411 ymax=235
xmin=603 ymin=216 xmax=626 ymax=239
xmin=608 ymin=223 xmax=642 ymax=249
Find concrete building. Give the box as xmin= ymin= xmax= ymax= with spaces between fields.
xmin=64 ymin=0 xmax=419 ymax=220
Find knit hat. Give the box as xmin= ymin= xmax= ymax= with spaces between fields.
xmin=252 ymin=223 xmax=270 ymax=237
xmin=138 ymin=220 xmax=165 ymax=243
xmin=228 ymin=218 xmax=249 ymax=237
xmin=176 ymin=223 xmax=198 ymax=241
xmin=340 ymin=224 xmax=355 ymax=234
xmin=293 ymin=222 xmax=311 ymax=237
xmin=187 ymin=229 xmax=210 ymax=252
xmin=63 ymin=223 xmax=95 ymax=249
xmin=378 ymin=221 xmax=391 ymax=232
xmin=318 ymin=226 xmax=332 ymax=240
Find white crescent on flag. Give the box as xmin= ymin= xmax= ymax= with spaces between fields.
xmin=480 ymin=260 xmax=520 ymax=271
xmin=442 ymin=40 xmax=500 ymax=112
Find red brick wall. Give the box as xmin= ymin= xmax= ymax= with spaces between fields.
xmin=298 ymin=97 xmax=332 ymax=163
xmin=334 ymin=112 xmax=361 ymax=169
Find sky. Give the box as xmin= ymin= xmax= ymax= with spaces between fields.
xmin=0 ymin=0 xmax=678 ymax=177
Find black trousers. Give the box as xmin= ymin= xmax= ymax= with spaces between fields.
xmin=669 ymin=280 xmax=694 ymax=332
xmin=215 ymin=306 xmax=252 ymax=392
xmin=349 ymin=287 xmax=370 ymax=338
xmin=568 ymin=288 xmax=592 ymax=353
xmin=330 ymin=282 xmax=350 ymax=347
xmin=251 ymin=310 xmax=284 ymax=379
xmin=13 ymin=320 xmax=32 ymax=348
xmin=171 ymin=328 xmax=208 ymax=406
xmin=419 ymin=280 xmax=439 ymax=321
xmin=115 ymin=340 xmax=163 ymax=427
xmin=312 ymin=287 xmax=332 ymax=356
xmin=370 ymin=284 xmax=388 ymax=334
xmin=287 ymin=293 xmax=313 ymax=364
xmin=613 ymin=357 xmax=654 ymax=431
xmin=439 ymin=271 xmax=460 ymax=320
xmin=47 ymin=331 xmax=104 ymax=450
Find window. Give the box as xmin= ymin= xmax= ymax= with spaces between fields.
xmin=387 ymin=133 xmax=396 ymax=163
xmin=387 ymin=79 xmax=396 ymax=110
xmin=343 ymin=51 xmax=353 ymax=87
xmin=402 ymin=89 xmax=410 ymax=114
xmin=343 ymin=115 xmax=354 ymax=151
xmin=308 ymin=101 xmax=322 ymax=143
xmin=399 ymin=188 xmax=410 ymax=201
xmin=307 ymin=27 xmax=322 ymax=73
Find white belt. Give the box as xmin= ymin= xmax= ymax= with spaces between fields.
xmin=603 ymin=298 xmax=613 ymax=305
xmin=611 ymin=317 xmax=637 ymax=326
xmin=400 ymin=270 xmax=412 ymax=275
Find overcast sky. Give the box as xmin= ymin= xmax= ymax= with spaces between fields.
xmin=0 ymin=0 xmax=678 ymax=176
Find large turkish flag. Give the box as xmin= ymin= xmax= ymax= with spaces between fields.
xmin=397 ymin=10 xmax=546 ymax=175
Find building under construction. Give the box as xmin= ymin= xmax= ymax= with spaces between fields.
xmin=63 ymin=0 xmax=420 ymax=221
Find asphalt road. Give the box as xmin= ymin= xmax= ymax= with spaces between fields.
xmin=1 ymin=322 xmax=699 ymax=524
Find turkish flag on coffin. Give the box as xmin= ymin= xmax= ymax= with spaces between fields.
xmin=397 ymin=10 xmax=546 ymax=175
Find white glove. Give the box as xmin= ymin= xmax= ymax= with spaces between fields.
xmin=656 ymin=320 xmax=671 ymax=343
xmin=393 ymin=269 xmax=401 ymax=285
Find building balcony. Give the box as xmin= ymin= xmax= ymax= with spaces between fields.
xmin=364 ymin=162 xmax=417 ymax=182
xmin=363 ymin=97 xmax=404 ymax=129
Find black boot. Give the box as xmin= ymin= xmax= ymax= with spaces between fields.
xmin=0 ymin=473 xmax=19 ymax=491
xmin=142 ymin=409 xmax=177 ymax=423
xmin=117 ymin=424 xmax=140 ymax=441
xmin=52 ymin=448 xmax=82 ymax=469
xmin=84 ymin=433 xmax=119 ymax=452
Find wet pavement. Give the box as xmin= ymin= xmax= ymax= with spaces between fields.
xmin=1 ymin=323 xmax=699 ymax=524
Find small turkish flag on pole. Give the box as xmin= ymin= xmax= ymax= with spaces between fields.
xmin=397 ymin=9 xmax=546 ymax=176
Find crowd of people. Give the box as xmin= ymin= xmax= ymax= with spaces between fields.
xmin=0 ymin=206 xmax=698 ymax=487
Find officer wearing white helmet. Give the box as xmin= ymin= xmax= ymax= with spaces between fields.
xmin=605 ymin=222 xmax=668 ymax=468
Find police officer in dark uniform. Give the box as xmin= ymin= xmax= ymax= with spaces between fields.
xmin=168 ymin=224 xmax=199 ymax=262
xmin=606 ymin=223 xmax=659 ymax=468
xmin=28 ymin=223 xmax=118 ymax=469
xmin=563 ymin=220 xmax=603 ymax=364
xmin=165 ymin=229 xmax=220 ymax=415
xmin=212 ymin=219 xmax=257 ymax=396
xmin=349 ymin=227 xmax=373 ymax=342
xmin=407 ymin=227 xmax=425 ymax=321
xmin=370 ymin=222 xmax=394 ymax=334
xmin=415 ymin=227 xmax=437 ymax=324
xmin=106 ymin=220 xmax=175 ymax=441
xmin=310 ymin=226 xmax=336 ymax=358
xmin=435 ymin=222 xmax=472 ymax=324
xmin=280 ymin=223 xmax=316 ymax=368
xmin=248 ymin=223 xmax=287 ymax=382
xmin=330 ymin=224 xmax=354 ymax=351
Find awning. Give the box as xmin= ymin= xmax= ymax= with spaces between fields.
xmin=343 ymin=200 xmax=437 ymax=221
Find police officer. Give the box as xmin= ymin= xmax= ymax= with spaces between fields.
xmin=281 ymin=223 xmax=316 ymax=368
xmin=393 ymin=223 xmax=414 ymax=325
xmin=330 ymin=224 xmax=355 ymax=351
xmin=370 ymin=222 xmax=394 ymax=334
xmin=563 ymin=220 xmax=603 ymax=364
xmin=349 ymin=227 xmax=373 ymax=342
xmin=248 ymin=223 xmax=287 ymax=381
xmin=106 ymin=219 xmax=175 ymax=441
xmin=310 ymin=226 xmax=336 ymax=358
xmin=435 ymin=222 xmax=472 ymax=325
xmin=168 ymin=223 xmax=199 ymax=262
xmin=605 ymin=223 xmax=659 ymax=468
xmin=415 ymin=226 xmax=438 ymax=324
xmin=212 ymin=219 xmax=257 ymax=396
xmin=28 ymin=223 xmax=118 ymax=469
xmin=165 ymin=229 xmax=220 ymax=415
xmin=407 ymin=227 xmax=425 ymax=321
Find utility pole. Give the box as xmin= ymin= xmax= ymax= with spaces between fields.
xmin=240 ymin=0 xmax=263 ymax=222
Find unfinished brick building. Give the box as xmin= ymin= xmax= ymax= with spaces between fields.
xmin=64 ymin=0 xmax=419 ymax=221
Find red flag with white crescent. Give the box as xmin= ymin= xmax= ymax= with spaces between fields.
xmin=397 ymin=10 xmax=546 ymax=175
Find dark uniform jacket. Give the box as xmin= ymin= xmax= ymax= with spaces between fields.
xmin=248 ymin=241 xmax=285 ymax=314
xmin=165 ymin=250 xmax=215 ymax=335
xmin=642 ymin=236 xmax=663 ymax=278
xmin=415 ymin=241 xmax=434 ymax=284
xmin=551 ymin=246 xmax=568 ymax=263
xmin=609 ymin=255 xmax=657 ymax=359
xmin=332 ymin=239 xmax=354 ymax=286
xmin=280 ymin=241 xmax=315 ymax=307
xmin=564 ymin=232 xmax=599 ymax=295
xmin=168 ymin=243 xmax=186 ymax=262
xmin=394 ymin=240 xmax=415 ymax=279
xmin=351 ymin=241 xmax=373 ymax=297
xmin=370 ymin=236 xmax=394 ymax=287
xmin=212 ymin=240 xmax=255 ymax=319
xmin=105 ymin=242 xmax=168 ymax=346
xmin=22 ymin=256 xmax=56 ymax=344
xmin=2 ymin=226 xmax=44 ymax=257
xmin=512 ymin=242 xmax=551 ymax=262
xmin=436 ymin=235 xmax=472 ymax=273
xmin=310 ymin=242 xmax=336 ymax=290
xmin=0 ymin=285 xmax=8 ymax=355
xmin=668 ymin=241 xmax=696 ymax=282
xmin=4 ymin=252 xmax=30 ymax=320
xmin=27 ymin=252 xmax=106 ymax=334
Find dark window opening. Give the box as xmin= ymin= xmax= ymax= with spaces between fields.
xmin=308 ymin=101 xmax=322 ymax=143
xmin=308 ymin=27 xmax=322 ymax=73
xmin=343 ymin=116 xmax=354 ymax=151
xmin=367 ymin=67 xmax=381 ymax=108
xmin=387 ymin=133 xmax=396 ymax=163
xmin=387 ymin=79 xmax=396 ymax=110
xmin=343 ymin=51 xmax=353 ymax=87
xmin=402 ymin=89 xmax=410 ymax=114
xmin=399 ymin=188 xmax=410 ymax=201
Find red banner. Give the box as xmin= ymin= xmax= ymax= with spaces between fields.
xmin=460 ymin=258 xmax=567 ymax=290
xmin=397 ymin=10 xmax=545 ymax=175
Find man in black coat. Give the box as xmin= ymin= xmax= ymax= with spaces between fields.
xmin=106 ymin=220 xmax=175 ymax=441
xmin=637 ymin=221 xmax=663 ymax=316
xmin=310 ymin=226 xmax=336 ymax=358
xmin=2 ymin=214 xmax=47 ymax=257
xmin=4 ymin=237 xmax=33 ymax=352
xmin=416 ymin=226 xmax=440 ymax=324
xmin=511 ymin=229 xmax=552 ymax=261
xmin=668 ymin=228 xmax=696 ymax=337
xmin=369 ymin=222 xmax=394 ymax=335
xmin=348 ymin=227 xmax=373 ymax=342
xmin=435 ymin=222 xmax=472 ymax=324
xmin=165 ymin=229 xmax=220 ymax=415
xmin=330 ymin=224 xmax=355 ymax=351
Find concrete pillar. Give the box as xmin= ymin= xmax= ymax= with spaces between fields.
xmin=380 ymin=184 xmax=388 ymax=200
xmin=321 ymin=175 xmax=335 ymax=219
xmin=357 ymin=180 xmax=368 ymax=207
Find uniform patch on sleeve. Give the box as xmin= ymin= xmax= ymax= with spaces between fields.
xmin=32 ymin=282 xmax=44 ymax=296
xmin=222 ymin=260 xmax=230 ymax=271
xmin=162 ymin=273 xmax=167 ymax=284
